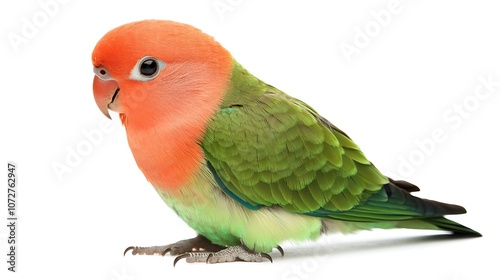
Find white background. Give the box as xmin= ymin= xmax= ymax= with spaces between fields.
xmin=1 ymin=0 xmax=499 ymax=279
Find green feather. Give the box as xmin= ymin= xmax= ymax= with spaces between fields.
xmin=200 ymin=59 xmax=480 ymax=238
xmin=202 ymin=60 xmax=388 ymax=215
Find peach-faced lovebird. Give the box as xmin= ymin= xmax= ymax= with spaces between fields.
xmin=92 ymin=20 xmax=480 ymax=265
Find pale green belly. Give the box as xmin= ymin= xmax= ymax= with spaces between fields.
xmin=155 ymin=164 xmax=323 ymax=253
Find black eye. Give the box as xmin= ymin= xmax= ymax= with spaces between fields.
xmin=131 ymin=56 xmax=165 ymax=81
xmin=140 ymin=58 xmax=158 ymax=76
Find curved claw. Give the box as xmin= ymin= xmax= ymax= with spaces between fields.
xmin=123 ymin=246 xmax=135 ymax=256
xmin=261 ymin=253 xmax=273 ymax=263
xmin=173 ymin=253 xmax=190 ymax=267
xmin=161 ymin=248 xmax=171 ymax=256
xmin=206 ymin=253 xmax=215 ymax=264
xmin=275 ymin=245 xmax=284 ymax=257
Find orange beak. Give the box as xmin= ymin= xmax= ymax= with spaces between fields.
xmin=93 ymin=75 xmax=119 ymax=119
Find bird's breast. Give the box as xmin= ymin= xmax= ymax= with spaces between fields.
xmin=125 ymin=124 xmax=205 ymax=191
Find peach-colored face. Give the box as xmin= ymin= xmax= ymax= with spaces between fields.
xmin=91 ymin=20 xmax=233 ymax=128
xmin=92 ymin=20 xmax=234 ymax=189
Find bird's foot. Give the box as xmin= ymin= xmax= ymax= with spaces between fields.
xmin=123 ymin=235 xmax=225 ymax=256
xmin=173 ymin=245 xmax=274 ymax=266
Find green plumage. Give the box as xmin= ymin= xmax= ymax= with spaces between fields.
xmin=203 ymin=61 xmax=385 ymax=212
xmin=201 ymin=60 xmax=480 ymax=238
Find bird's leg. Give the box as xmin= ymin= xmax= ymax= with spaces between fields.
xmin=173 ymin=244 xmax=274 ymax=266
xmin=124 ymin=235 xmax=225 ymax=256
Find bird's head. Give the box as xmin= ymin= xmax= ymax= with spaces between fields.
xmin=91 ymin=20 xmax=233 ymax=129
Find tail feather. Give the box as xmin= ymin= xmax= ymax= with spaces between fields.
xmin=398 ymin=217 xmax=482 ymax=237
xmin=387 ymin=182 xmax=481 ymax=236
xmin=321 ymin=181 xmax=481 ymax=236
xmin=388 ymin=178 xmax=420 ymax=193
xmin=424 ymin=217 xmax=482 ymax=236
xmin=325 ymin=181 xmax=482 ymax=236
xmin=419 ymin=198 xmax=467 ymax=216
xmin=383 ymin=182 xmax=467 ymax=217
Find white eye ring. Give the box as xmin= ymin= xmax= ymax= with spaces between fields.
xmin=93 ymin=66 xmax=114 ymax=80
xmin=129 ymin=56 xmax=166 ymax=81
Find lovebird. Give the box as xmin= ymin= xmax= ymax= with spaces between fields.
xmin=92 ymin=20 xmax=481 ymax=265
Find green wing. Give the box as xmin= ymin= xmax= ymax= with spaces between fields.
xmin=202 ymin=68 xmax=388 ymax=216
xmin=201 ymin=62 xmax=479 ymax=236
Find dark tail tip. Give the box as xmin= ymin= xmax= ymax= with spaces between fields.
xmin=425 ymin=217 xmax=482 ymax=237
xmin=451 ymin=230 xmax=482 ymax=238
